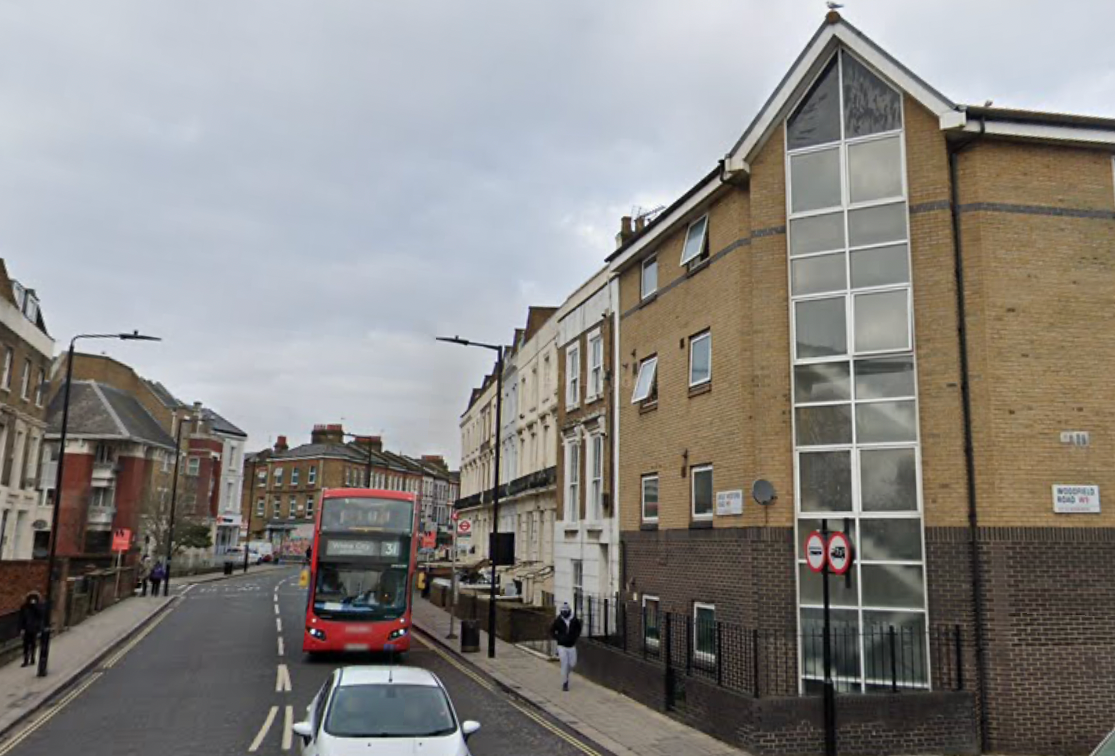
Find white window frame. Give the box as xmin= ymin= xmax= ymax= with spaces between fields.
xmin=256 ymin=499 xmax=265 ymax=516
xmin=1 ymin=347 xmax=12 ymax=390
xmin=273 ymin=467 xmax=283 ymax=486
xmin=20 ymin=359 xmax=31 ymax=400
xmin=564 ymin=436 xmax=580 ymax=523
xmin=631 ymin=355 xmax=658 ymax=404
xmin=588 ymin=432 xmax=604 ymax=521
xmin=257 ymin=469 xmax=266 ymax=487
xmin=291 ymin=495 xmax=299 ymax=513
xmin=566 ymin=344 xmax=581 ymax=408
xmin=34 ymin=368 xmax=45 ymax=407
xmin=186 ymin=457 xmax=200 ymax=477
xmin=641 ymin=256 xmax=658 ymax=299
xmin=691 ymin=464 xmax=714 ymax=520
xmin=643 ymin=595 xmax=661 ymax=650
xmin=679 ymin=214 xmax=709 ymax=266
xmin=693 ymin=602 xmax=717 ymax=664
xmin=308 ymin=466 xmax=317 ymax=485
xmin=291 ymin=468 xmax=300 ymax=486
xmin=307 ymin=495 xmax=315 ymax=515
xmin=689 ymin=331 xmax=712 ymax=387
xmin=587 ymin=330 xmax=603 ymax=401
xmin=641 ymin=473 xmax=659 ymax=523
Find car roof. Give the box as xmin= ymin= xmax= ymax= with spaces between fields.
xmin=336 ymin=666 xmax=441 ymax=688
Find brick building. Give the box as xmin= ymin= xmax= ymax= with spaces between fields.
xmin=0 ymin=261 xmax=54 ymax=562
xmin=591 ymin=12 xmax=1115 ymax=756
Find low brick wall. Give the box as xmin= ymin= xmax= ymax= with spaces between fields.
xmin=577 ymin=640 xmax=978 ymax=756
xmin=427 ymin=584 xmax=551 ymax=644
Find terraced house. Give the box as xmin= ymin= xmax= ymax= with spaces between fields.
xmin=588 ymin=12 xmax=1115 ymax=756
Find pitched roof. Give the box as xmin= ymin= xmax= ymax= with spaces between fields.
xmin=201 ymin=408 xmax=247 ymax=438
xmin=46 ymin=381 xmax=176 ymax=450
xmin=142 ymin=379 xmax=187 ymax=410
xmin=271 ymin=442 xmax=368 ymax=463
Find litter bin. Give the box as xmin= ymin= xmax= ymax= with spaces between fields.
xmin=223 ymin=561 xmax=234 ymax=575
xmin=460 ymin=619 xmax=480 ymax=654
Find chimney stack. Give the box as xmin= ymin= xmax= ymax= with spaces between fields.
xmin=355 ymin=435 xmax=384 ymax=454
xmin=634 ymin=215 xmax=646 ymax=233
xmin=421 ymin=454 xmax=447 ymax=470
xmin=274 ymin=435 xmax=289 ymax=453
xmin=615 ymin=215 xmax=634 ymax=249
xmin=311 ymin=423 xmax=345 ymax=445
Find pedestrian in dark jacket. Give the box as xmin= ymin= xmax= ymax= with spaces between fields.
xmin=150 ymin=562 xmax=167 ymax=596
xmin=18 ymin=592 xmax=44 ymax=667
xmin=550 ymin=602 xmax=582 ymax=692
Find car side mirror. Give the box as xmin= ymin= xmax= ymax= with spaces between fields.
xmin=461 ymin=720 xmax=481 ymax=740
xmin=292 ymin=721 xmax=313 ymax=740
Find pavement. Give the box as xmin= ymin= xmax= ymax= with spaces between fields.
xmin=410 ymin=596 xmax=750 ymax=756
xmin=0 ymin=566 xmax=612 ymax=756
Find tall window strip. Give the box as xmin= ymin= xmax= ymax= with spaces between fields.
xmin=786 ymin=49 xmax=928 ymax=693
xmin=565 ymin=437 xmax=580 ymax=523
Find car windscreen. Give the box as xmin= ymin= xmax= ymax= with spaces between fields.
xmin=324 ymin=683 xmax=456 ymax=738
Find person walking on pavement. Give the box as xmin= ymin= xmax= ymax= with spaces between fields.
xmin=550 ymin=602 xmax=582 ymax=692
xmin=150 ymin=561 xmax=167 ymax=596
xmin=138 ymin=556 xmax=151 ymax=596
xmin=18 ymin=592 xmax=44 ymax=667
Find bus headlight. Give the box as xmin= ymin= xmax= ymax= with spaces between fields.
xmin=388 ymin=628 xmax=408 ymax=640
xmin=308 ymin=627 xmax=327 ymax=640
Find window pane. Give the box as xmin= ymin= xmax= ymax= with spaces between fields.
xmin=860 ymin=518 xmax=922 ymax=561
xmin=860 ymin=448 xmax=918 ymax=511
xmin=792 ymin=252 xmax=846 ymax=296
xmin=842 ymin=54 xmax=902 ymax=139
xmin=790 ymin=212 xmax=845 ymax=257
xmin=693 ymin=468 xmax=713 ymax=517
xmin=681 ymin=216 xmax=708 ymax=264
xmin=642 ymin=259 xmax=657 ymax=297
xmin=849 ymin=203 xmax=906 ymax=248
xmin=795 ymin=362 xmax=850 ymax=403
xmin=854 ymin=290 xmax=908 ymax=352
xmin=797 ymin=519 xmax=856 ymax=560
xmin=632 ymin=358 xmax=657 ymax=402
xmin=791 ymin=148 xmax=841 ymax=213
xmin=848 ymin=136 xmax=903 ymax=203
xmin=695 ymin=607 xmax=716 ymax=655
xmin=856 ymin=401 xmax=917 ymax=444
xmin=799 ymin=563 xmax=859 ymax=608
xmin=798 ymin=451 xmax=852 ymax=512
xmin=795 ymin=298 xmax=847 ymax=359
xmin=851 ymin=244 xmax=909 ymax=289
xmin=855 ymin=357 xmax=915 ymax=400
xmin=642 ymin=477 xmax=659 ymax=520
xmin=862 ymin=611 xmax=927 ymax=687
xmin=795 ymin=404 xmax=852 ymax=446
xmin=861 ymin=564 xmax=924 ymax=609
xmin=801 ymin=608 xmax=860 ymax=681
xmin=690 ymin=334 xmax=711 ymax=385
xmin=787 ymin=57 xmax=841 ymax=150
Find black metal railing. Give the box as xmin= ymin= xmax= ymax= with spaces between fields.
xmin=576 ymin=594 xmax=965 ymax=701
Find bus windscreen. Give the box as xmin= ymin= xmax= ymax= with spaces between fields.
xmin=319 ymin=497 xmax=414 ymax=534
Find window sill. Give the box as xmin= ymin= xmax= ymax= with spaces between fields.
xmin=689 ymin=519 xmax=713 ymax=530
xmin=638 ymin=400 xmax=658 ymax=415
xmin=640 ymin=522 xmax=659 ymax=531
xmin=686 ymin=258 xmax=710 ymax=278
xmin=688 ymin=382 xmax=711 ymax=398
xmin=563 ymin=521 xmax=581 ymax=532
xmin=583 ymin=520 xmax=605 ymax=532
xmin=638 ymin=292 xmax=658 ymax=309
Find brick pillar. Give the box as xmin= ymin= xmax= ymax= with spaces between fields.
xmin=113 ymin=455 xmax=149 ymax=548
xmin=57 ymin=453 xmax=94 ymax=557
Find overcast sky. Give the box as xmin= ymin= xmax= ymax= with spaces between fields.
xmin=5 ymin=0 xmax=1113 ymax=465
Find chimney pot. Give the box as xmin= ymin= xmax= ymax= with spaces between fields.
xmin=616 ymin=215 xmax=635 ymax=250
xmin=274 ymin=435 xmax=289 ymax=453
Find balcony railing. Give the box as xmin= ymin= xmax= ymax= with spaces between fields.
xmin=453 ymin=466 xmax=557 ymax=510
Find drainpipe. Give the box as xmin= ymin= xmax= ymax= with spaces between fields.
xmin=947 ymin=120 xmax=989 ymax=752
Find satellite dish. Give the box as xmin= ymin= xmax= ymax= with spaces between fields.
xmin=752 ymin=479 xmax=777 ymax=506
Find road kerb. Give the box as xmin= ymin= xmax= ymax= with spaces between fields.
xmin=0 ymin=595 xmax=182 ymax=745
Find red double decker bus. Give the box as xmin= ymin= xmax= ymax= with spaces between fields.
xmin=303 ymin=488 xmax=418 ymax=655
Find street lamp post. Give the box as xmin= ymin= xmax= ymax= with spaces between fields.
xmin=436 ymin=335 xmax=503 ymax=659
xmin=163 ymin=412 xmax=197 ymax=596
xmin=39 ymin=331 xmax=161 ymax=678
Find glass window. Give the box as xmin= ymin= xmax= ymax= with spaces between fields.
xmin=641 ymin=474 xmax=658 ymax=522
xmin=324 ymin=684 xmax=456 ymax=739
xmin=795 ymin=404 xmax=852 ymax=446
xmin=691 ymin=465 xmax=713 ymax=519
xmin=256 ymin=499 xmax=265 ymax=516
xmin=291 ymin=468 xmax=300 ymax=486
xmin=849 ymin=203 xmax=906 ymax=248
xmin=589 ymin=334 xmax=604 ymax=398
xmin=795 ymin=298 xmax=847 ymax=359
xmin=856 ymin=401 xmax=918 ymax=444
xmin=792 ymin=252 xmax=846 ymax=296
xmin=790 ymin=148 xmax=841 ymax=213
xmin=566 ymin=345 xmax=580 ymax=406
xmin=689 ymin=332 xmax=711 ymax=386
xmin=694 ymin=603 xmax=716 ymax=662
xmin=643 ymin=596 xmax=660 ymax=648
xmin=565 ymin=440 xmax=580 ymax=522
xmin=1 ymin=347 xmax=11 ymax=389
xmin=795 ymin=362 xmax=851 ymax=403
xmin=631 ymin=356 xmax=658 ymax=403
xmin=861 ymin=610 xmax=927 ymax=687
xmin=854 ymin=290 xmax=909 ymax=353
xmin=800 ymin=607 xmax=861 ymax=681
xmin=798 ymin=451 xmax=852 ymax=512
xmin=787 ymin=57 xmax=841 ymax=150
xmin=848 ymin=136 xmax=903 ymax=204
xmin=797 ymin=520 xmax=857 ymax=561
xmin=589 ymin=434 xmax=604 ymax=520
xmin=798 ymin=563 xmax=859 ymax=608
xmin=861 ymin=564 xmax=924 ymax=609
xmin=842 ymin=54 xmax=902 ymax=139
xmin=790 ymin=212 xmax=845 ymax=257
xmin=680 ymin=215 xmax=709 ymax=266
xmin=850 ymin=244 xmax=909 ymax=289
xmin=306 ymin=496 xmax=315 ymax=515
xmin=855 ymin=357 xmax=915 ymax=400
xmin=860 ymin=448 xmax=918 ymax=511
xmin=641 ymin=257 xmax=658 ymax=299
xmin=20 ymin=360 xmax=31 ymax=399
xmin=187 ymin=458 xmax=200 ymax=476
xmin=860 ymin=518 xmax=922 ymax=561
xmin=308 ymin=466 xmax=317 ymax=485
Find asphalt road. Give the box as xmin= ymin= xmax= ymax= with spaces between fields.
xmin=1 ymin=567 xmax=608 ymax=756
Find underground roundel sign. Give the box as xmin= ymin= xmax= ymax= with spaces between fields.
xmin=827 ymin=532 xmax=853 ymax=575
xmin=805 ymin=531 xmax=827 ymax=573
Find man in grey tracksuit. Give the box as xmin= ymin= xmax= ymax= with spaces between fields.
xmin=550 ymin=602 xmax=582 ymax=692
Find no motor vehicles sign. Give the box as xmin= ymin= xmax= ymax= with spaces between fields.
xmin=805 ymin=532 xmax=827 ymax=573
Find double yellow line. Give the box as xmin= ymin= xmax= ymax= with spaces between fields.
xmin=414 ymin=630 xmax=604 ymax=756
xmin=0 ymin=600 xmax=178 ymax=756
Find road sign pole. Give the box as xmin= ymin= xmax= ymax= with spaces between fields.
xmin=822 ymin=519 xmax=836 ymax=756
xmin=448 ymin=518 xmax=458 ymax=640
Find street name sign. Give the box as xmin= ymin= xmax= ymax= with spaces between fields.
xmin=1053 ymin=484 xmax=1100 ymax=514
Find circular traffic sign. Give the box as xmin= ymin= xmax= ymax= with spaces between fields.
xmin=457 ymin=519 xmax=472 ymax=535
xmin=827 ymin=532 xmax=853 ymax=575
xmin=805 ymin=531 xmax=827 ymax=573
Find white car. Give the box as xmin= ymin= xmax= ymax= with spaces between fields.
xmin=292 ymin=666 xmax=480 ymax=756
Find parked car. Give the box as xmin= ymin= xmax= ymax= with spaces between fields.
xmin=224 ymin=547 xmax=264 ymax=565
xmin=293 ymin=666 xmax=480 ymax=756
xmin=1093 ymin=727 xmax=1115 ymax=756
